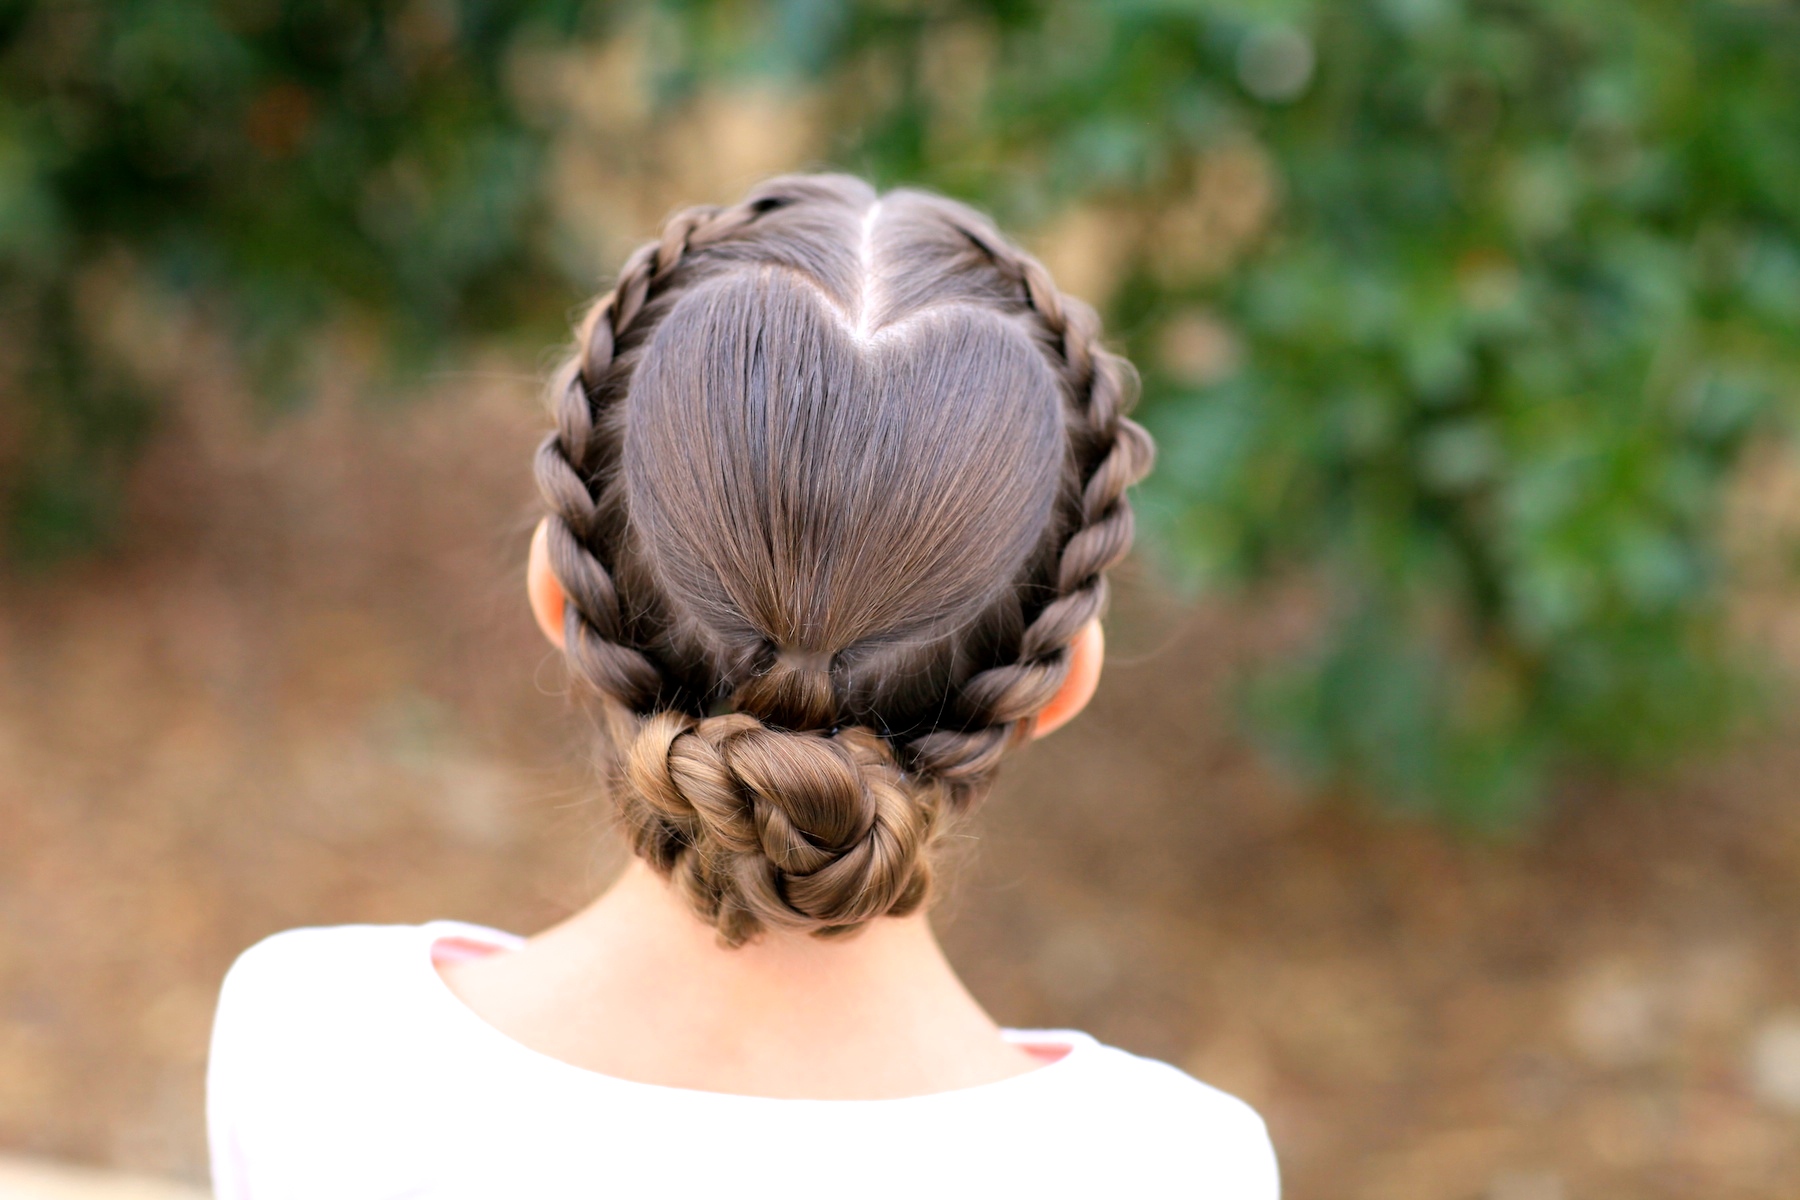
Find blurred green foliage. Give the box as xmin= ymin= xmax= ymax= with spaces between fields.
xmin=5 ymin=0 xmax=1798 ymax=822
xmin=0 ymin=0 xmax=583 ymax=558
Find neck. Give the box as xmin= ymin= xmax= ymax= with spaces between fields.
xmin=554 ymin=858 xmax=975 ymax=1030
xmin=442 ymin=858 xmax=1041 ymax=1098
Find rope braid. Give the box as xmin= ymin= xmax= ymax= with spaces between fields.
xmin=534 ymin=199 xmax=766 ymax=712
xmin=535 ymin=177 xmax=1152 ymax=944
xmin=899 ymin=218 xmax=1155 ymax=793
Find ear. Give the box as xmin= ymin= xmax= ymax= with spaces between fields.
xmin=1032 ymin=618 xmax=1104 ymax=739
xmin=527 ymin=518 xmax=567 ymax=651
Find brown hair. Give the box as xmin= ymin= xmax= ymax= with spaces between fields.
xmin=535 ymin=174 xmax=1153 ymax=944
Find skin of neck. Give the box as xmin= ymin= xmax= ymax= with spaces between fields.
xmin=439 ymin=857 xmax=1042 ymax=1099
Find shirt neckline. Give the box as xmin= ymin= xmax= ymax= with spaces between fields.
xmin=414 ymin=918 xmax=1097 ymax=1106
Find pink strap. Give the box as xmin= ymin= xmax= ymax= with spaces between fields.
xmin=430 ymin=936 xmax=507 ymax=967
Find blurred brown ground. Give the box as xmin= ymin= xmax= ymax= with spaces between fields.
xmin=3 ymin=316 xmax=1800 ymax=1200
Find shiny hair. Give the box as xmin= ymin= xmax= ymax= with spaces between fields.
xmin=535 ymin=174 xmax=1152 ymax=944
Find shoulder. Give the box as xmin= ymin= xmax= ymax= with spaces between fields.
xmin=1078 ymin=1040 xmax=1273 ymax=1138
xmin=208 ymin=928 xmax=457 ymax=1154
xmin=224 ymin=922 xmax=421 ymax=974
xmin=1041 ymin=1035 xmax=1281 ymax=1197
xmin=216 ymin=924 xmax=423 ymax=1022
xmin=207 ymin=925 xmax=460 ymax=1196
xmin=209 ymin=922 xmax=452 ymax=1094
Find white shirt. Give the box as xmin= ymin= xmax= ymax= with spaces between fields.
xmin=207 ymin=921 xmax=1280 ymax=1199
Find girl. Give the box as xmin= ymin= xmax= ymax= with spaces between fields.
xmin=206 ymin=174 xmax=1279 ymax=1198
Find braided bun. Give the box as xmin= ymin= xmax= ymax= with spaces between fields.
xmin=536 ymin=174 xmax=1153 ymax=944
xmin=622 ymin=714 xmax=935 ymax=945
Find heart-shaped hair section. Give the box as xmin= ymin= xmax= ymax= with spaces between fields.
xmin=625 ymin=264 xmax=1065 ymax=722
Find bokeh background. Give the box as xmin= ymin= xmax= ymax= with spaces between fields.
xmin=4 ymin=2 xmax=1800 ymax=1197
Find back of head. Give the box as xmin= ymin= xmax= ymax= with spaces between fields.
xmin=536 ymin=174 xmax=1153 ymax=944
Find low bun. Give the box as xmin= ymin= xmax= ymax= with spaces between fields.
xmin=620 ymin=711 xmax=938 ymax=945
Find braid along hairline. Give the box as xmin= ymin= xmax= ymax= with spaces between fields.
xmin=891 ymin=215 xmax=1154 ymax=790
xmin=538 ymin=185 xmax=1153 ymax=767
xmin=535 ymin=193 xmax=795 ymax=714
xmin=539 ymin=186 xmax=1150 ymax=730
